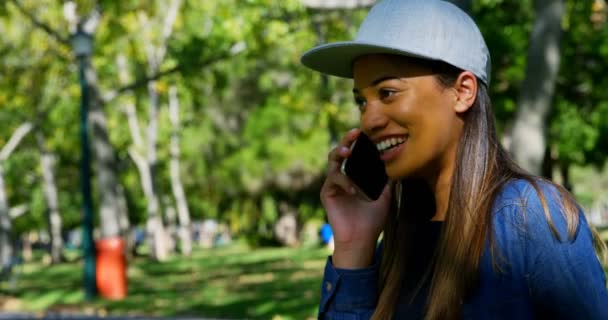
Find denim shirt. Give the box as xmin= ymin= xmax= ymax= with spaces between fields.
xmin=318 ymin=179 xmax=608 ymax=319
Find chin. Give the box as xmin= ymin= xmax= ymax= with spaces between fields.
xmin=385 ymin=166 xmax=412 ymax=180
xmin=386 ymin=162 xmax=427 ymax=181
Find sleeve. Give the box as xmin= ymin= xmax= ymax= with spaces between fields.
xmin=318 ymin=256 xmax=379 ymax=320
xmin=517 ymin=183 xmax=608 ymax=319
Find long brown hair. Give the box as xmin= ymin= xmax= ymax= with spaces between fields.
xmin=371 ymin=59 xmax=601 ymax=319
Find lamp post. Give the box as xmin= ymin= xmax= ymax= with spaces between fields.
xmin=71 ymin=28 xmax=96 ymax=299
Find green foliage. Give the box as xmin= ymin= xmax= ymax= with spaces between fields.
xmin=553 ymin=0 xmax=608 ymax=167
xmin=0 ymin=0 xmax=606 ymax=242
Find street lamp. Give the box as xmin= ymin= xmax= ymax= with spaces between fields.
xmin=70 ymin=28 xmax=96 ymax=299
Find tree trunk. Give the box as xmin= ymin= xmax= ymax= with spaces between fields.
xmin=0 ymin=122 xmax=33 ymax=270
xmin=36 ymin=132 xmax=64 ymax=264
xmin=129 ymin=148 xmax=168 ymax=261
xmin=559 ymin=162 xmax=572 ymax=191
xmin=168 ymin=86 xmax=192 ymax=256
xmin=0 ymin=164 xmax=13 ymax=272
xmin=64 ymin=1 xmax=128 ymax=240
xmin=119 ymin=53 xmax=169 ymax=261
xmin=135 ymin=0 xmax=182 ymax=261
xmin=274 ymin=202 xmax=300 ymax=247
xmin=84 ymin=62 xmax=128 ymax=238
xmin=116 ymin=54 xmax=143 ymax=258
xmin=163 ymin=196 xmax=177 ymax=253
xmin=145 ymin=73 xmax=170 ymax=261
xmin=509 ymin=0 xmax=564 ymax=175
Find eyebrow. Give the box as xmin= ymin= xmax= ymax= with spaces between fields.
xmin=352 ymin=76 xmax=400 ymax=94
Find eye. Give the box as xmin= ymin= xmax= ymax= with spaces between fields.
xmin=379 ymin=88 xmax=397 ymax=100
xmin=354 ymin=96 xmax=367 ymax=110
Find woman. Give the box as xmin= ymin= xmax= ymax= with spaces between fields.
xmin=300 ymin=0 xmax=608 ymax=319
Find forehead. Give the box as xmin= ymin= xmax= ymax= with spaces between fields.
xmin=352 ymin=54 xmax=435 ymax=87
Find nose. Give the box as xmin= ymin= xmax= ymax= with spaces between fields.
xmin=360 ymin=102 xmax=389 ymax=135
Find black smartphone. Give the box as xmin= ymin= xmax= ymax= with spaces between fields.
xmin=340 ymin=132 xmax=388 ymax=201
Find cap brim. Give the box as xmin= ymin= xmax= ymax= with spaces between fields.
xmin=301 ymin=41 xmax=431 ymax=79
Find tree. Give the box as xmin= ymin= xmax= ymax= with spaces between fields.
xmin=0 ymin=123 xmax=33 ymax=270
xmin=508 ymin=0 xmax=564 ymax=175
xmin=168 ymin=85 xmax=192 ymax=256
xmin=63 ymin=1 xmax=129 ymax=240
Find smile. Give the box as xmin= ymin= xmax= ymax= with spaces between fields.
xmin=376 ymin=136 xmax=407 ymax=154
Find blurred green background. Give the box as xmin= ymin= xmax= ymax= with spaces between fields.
xmin=0 ymin=0 xmax=607 ymax=319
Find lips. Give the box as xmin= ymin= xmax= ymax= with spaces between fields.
xmin=371 ymin=134 xmax=408 ymax=162
xmin=375 ymin=135 xmax=408 ymax=154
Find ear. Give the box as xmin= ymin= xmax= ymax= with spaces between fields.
xmin=452 ymin=71 xmax=478 ymax=113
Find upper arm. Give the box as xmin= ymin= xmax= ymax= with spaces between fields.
xmin=504 ymin=182 xmax=608 ymax=319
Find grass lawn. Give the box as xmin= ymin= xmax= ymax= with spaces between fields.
xmin=2 ymin=235 xmax=607 ymax=319
xmin=0 ymin=244 xmax=330 ymax=319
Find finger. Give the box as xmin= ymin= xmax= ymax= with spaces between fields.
xmin=379 ymin=182 xmax=393 ymax=200
xmin=328 ymin=145 xmax=351 ymax=169
xmin=327 ymin=129 xmax=361 ymax=170
xmin=339 ymin=128 xmax=360 ymax=148
xmin=323 ymin=170 xmax=357 ymax=196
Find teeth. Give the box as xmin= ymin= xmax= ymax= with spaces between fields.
xmin=376 ymin=136 xmax=407 ymax=152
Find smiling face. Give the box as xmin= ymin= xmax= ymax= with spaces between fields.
xmin=352 ymin=54 xmax=466 ymax=181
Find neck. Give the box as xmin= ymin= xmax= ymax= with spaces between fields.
xmin=427 ymin=154 xmax=456 ymax=222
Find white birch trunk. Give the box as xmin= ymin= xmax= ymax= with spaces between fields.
xmin=36 ymin=131 xmax=64 ymax=264
xmin=509 ymin=0 xmax=564 ymax=175
xmin=0 ymin=122 xmax=33 ymax=270
xmin=129 ymin=148 xmax=167 ymax=261
xmin=163 ymin=196 xmax=177 ymax=252
xmin=0 ymin=164 xmax=12 ymax=272
xmin=135 ymin=0 xmax=182 ymax=261
xmin=120 ymin=53 xmax=168 ymax=261
xmin=169 ymin=85 xmax=192 ymax=256
xmin=145 ymin=76 xmax=168 ymax=261
xmin=116 ymin=54 xmax=143 ymax=257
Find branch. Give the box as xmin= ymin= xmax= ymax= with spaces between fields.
xmin=9 ymin=0 xmax=70 ymax=45
xmin=103 ymin=45 xmax=245 ymax=103
xmin=103 ymin=64 xmax=182 ymax=103
xmin=0 ymin=122 xmax=33 ymax=161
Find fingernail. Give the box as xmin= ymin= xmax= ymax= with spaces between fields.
xmin=340 ymin=146 xmax=349 ymax=153
xmin=350 ymin=186 xmax=356 ymax=195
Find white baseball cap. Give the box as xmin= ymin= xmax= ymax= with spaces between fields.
xmin=301 ymin=0 xmax=491 ymax=86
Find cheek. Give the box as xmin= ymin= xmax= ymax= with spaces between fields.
xmin=403 ymin=103 xmax=457 ymax=161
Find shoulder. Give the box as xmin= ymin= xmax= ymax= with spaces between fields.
xmin=491 ymin=178 xmax=583 ymax=244
xmin=491 ymin=181 xmax=608 ymax=317
xmin=488 ymin=178 xmax=601 ymax=279
xmin=493 ymin=178 xmax=559 ymax=208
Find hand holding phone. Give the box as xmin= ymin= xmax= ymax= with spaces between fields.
xmin=340 ymin=132 xmax=388 ymax=201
